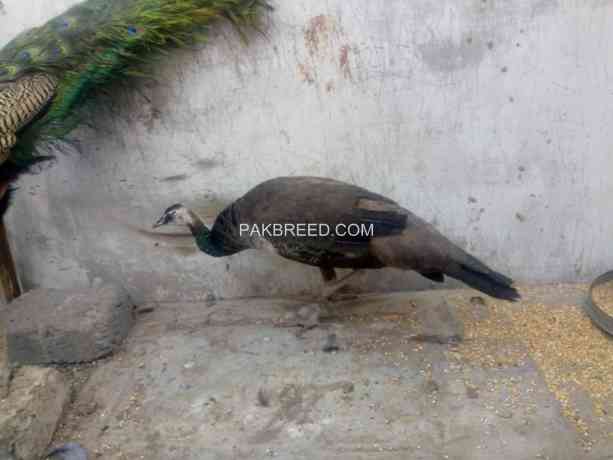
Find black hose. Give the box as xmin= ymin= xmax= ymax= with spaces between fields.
xmin=584 ymin=271 xmax=613 ymax=337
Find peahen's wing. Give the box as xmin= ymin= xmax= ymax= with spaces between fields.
xmin=233 ymin=176 xmax=412 ymax=265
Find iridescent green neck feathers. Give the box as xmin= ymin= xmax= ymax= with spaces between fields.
xmin=187 ymin=213 xmax=226 ymax=258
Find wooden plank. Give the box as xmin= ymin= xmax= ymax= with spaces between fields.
xmin=0 ymin=220 xmax=20 ymax=302
xmin=0 ymin=219 xmax=18 ymax=398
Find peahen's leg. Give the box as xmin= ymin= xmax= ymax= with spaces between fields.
xmin=278 ymin=268 xmax=365 ymax=331
xmin=321 ymin=268 xmax=364 ymax=300
xmin=290 ymin=268 xmax=365 ymax=330
xmin=288 ymin=267 xmax=338 ymax=330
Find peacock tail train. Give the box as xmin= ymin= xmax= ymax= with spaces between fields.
xmin=0 ymin=0 xmax=270 ymax=201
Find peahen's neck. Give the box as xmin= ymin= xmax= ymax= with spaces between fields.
xmin=186 ymin=211 xmax=226 ymax=258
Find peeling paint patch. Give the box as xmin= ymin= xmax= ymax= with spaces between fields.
xmin=339 ymin=45 xmax=352 ymax=80
xmin=298 ymin=14 xmax=365 ymax=88
xmin=304 ymin=15 xmax=335 ymax=57
xmin=297 ymin=63 xmax=315 ymax=84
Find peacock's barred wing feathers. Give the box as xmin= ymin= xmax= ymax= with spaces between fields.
xmin=0 ymin=0 xmax=270 ymax=166
xmin=0 ymin=73 xmax=58 ymax=164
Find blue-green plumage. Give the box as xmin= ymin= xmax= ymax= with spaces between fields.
xmin=192 ymin=223 xmax=228 ymax=258
xmin=0 ymin=0 xmax=270 ymax=213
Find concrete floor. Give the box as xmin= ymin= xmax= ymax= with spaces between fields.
xmin=47 ymin=285 xmax=613 ymax=460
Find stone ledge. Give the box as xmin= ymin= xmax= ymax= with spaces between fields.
xmin=4 ymin=285 xmax=134 ymax=365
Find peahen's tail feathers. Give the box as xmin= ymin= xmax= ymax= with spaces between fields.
xmin=446 ymin=261 xmax=520 ymax=301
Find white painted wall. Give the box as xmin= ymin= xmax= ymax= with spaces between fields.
xmin=2 ymin=0 xmax=612 ymax=301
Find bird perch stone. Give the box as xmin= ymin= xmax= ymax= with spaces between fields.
xmin=3 ymin=284 xmax=134 ymax=365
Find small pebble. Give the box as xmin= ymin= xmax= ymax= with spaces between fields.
xmin=323 ymin=334 xmax=340 ymax=353
xmin=257 ymin=388 xmax=270 ymax=407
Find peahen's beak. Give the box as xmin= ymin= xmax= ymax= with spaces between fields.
xmin=153 ymin=213 xmax=170 ymax=229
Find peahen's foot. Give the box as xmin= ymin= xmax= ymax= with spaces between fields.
xmin=321 ymin=270 xmax=364 ymax=301
xmin=277 ymin=303 xmax=323 ymax=331
xmin=296 ymin=303 xmax=322 ymax=330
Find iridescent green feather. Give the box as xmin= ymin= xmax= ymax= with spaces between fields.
xmin=0 ymin=0 xmax=270 ymax=165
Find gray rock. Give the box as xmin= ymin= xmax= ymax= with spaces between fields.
xmin=0 ymin=447 xmax=16 ymax=460
xmin=47 ymin=443 xmax=88 ymax=460
xmin=4 ymin=285 xmax=134 ymax=365
xmin=0 ymin=367 xmax=69 ymax=460
xmin=322 ymin=333 xmax=340 ymax=353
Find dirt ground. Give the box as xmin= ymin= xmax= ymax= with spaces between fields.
xmin=6 ymin=284 xmax=613 ymax=459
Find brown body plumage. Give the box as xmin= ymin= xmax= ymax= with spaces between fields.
xmin=155 ymin=176 xmax=520 ymax=302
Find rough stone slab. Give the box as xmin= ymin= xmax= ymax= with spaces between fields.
xmin=0 ymin=366 xmax=69 ymax=460
xmin=4 ymin=285 xmax=134 ymax=365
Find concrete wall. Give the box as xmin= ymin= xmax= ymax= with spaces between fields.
xmin=1 ymin=0 xmax=612 ymax=302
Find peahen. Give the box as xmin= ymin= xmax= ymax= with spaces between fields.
xmin=154 ymin=176 xmax=520 ymax=325
xmin=0 ymin=0 xmax=270 ymax=213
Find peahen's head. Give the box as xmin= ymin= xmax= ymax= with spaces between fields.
xmin=153 ymin=203 xmax=193 ymax=228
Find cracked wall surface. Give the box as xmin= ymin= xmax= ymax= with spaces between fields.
xmin=1 ymin=0 xmax=612 ymax=301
